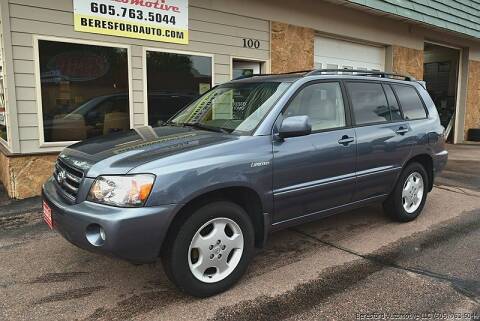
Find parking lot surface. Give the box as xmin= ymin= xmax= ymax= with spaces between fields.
xmin=1 ymin=144 xmax=479 ymax=321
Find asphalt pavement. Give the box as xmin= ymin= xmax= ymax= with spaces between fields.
xmin=1 ymin=144 xmax=479 ymax=321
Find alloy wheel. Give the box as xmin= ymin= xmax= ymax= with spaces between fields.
xmin=188 ymin=217 xmax=244 ymax=283
xmin=402 ymin=172 xmax=424 ymax=214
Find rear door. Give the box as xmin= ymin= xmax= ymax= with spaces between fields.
xmin=272 ymin=81 xmax=357 ymax=223
xmin=345 ymin=81 xmax=414 ymax=201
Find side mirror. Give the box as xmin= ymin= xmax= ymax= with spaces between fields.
xmin=278 ymin=116 xmax=312 ymax=139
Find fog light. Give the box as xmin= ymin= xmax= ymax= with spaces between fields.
xmin=86 ymin=224 xmax=106 ymax=247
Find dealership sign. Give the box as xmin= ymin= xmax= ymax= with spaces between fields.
xmin=45 ymin=51 xmax=110 ymax=82
xmin=73 ymin=0 xmax=189 ymax=44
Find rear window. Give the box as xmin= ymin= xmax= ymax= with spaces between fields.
xmin=392 ymin=85 xmax=427 ymax=120
xmin=346 ymin=82 xmax=391 ymax=125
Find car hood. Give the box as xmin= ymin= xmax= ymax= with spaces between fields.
xmin=60 ymin=126 xmax=236 ymax=177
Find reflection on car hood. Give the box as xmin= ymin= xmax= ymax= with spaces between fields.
xmin=60 ymin=126 xmax=235 ymax=176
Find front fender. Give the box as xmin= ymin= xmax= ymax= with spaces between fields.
xmin=136 ymin=137 xmax=274 ymax=212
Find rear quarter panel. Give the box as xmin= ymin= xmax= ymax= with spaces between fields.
xmin=410 ymin=83 xmax=445 ymax=157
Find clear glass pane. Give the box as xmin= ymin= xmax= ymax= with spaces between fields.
xmin=39 ymin=40 xmax=130 ymax=142
xmin=147 ymin=51 xmax=213 ymax=127
xmin=393 ymin=85 xmax=427 ymax=120
xmin=233 ymin=68 xmax=254 ymax=79
xmin=172 ymin=82 xmax=291 ymax=134
xmin=285 ymin=82 xmax=346 ymax=131
xmin=232 ymin=60 xmax=262 ymax=79
xmin=383 ymin=85 xmax=403 ymax=120
xmin=346 ymin=82 xmax=391 ymax=125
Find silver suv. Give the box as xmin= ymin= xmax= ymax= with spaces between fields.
xmin=42 ymin=70 xmax=448 ymax=297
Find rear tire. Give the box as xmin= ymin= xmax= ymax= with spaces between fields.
xmin=162 ymin=201 xmax=254 ymax=297
xmin=383 ymin=162 xmax=429 ymax=222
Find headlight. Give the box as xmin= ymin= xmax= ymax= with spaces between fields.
xmin=88 ymin=175 xmax=155 ymax=207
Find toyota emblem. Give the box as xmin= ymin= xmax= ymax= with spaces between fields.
xmin=57 ymin=170 xmax=67 ymax=185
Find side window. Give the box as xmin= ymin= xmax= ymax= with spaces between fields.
xmin=346 ymin=82 xmax=391 ymax=125
xmin=383 ymin=85 xmax=402 ymax=121
xmin=285 ymin=82 xmax=346 ymax=131
xmin=392 ymin=85 xmax=427 ymax=120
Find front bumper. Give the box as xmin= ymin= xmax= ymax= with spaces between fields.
xmin=42 ymin=177 xmax=177 ymax=263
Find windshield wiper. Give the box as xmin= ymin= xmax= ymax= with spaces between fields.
xmin=183 ymin=123 xmax=229 ymax=134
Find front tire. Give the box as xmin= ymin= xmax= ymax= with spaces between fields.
xmin=383 ymin=162 xmax=429 ymax=222
xmin=162 ymin=201 xmax=254 ymax=297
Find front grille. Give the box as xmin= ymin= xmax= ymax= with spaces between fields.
xmin=54 ymin=159 xmax=84 ymax=200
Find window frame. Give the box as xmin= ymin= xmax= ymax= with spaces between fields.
xmin=34 ymin=36 xmax=133 ymax=148
xmin=278 ymin=80 xmax=353 ymax=135
xmin=344 ymin=80 xmax=406 ymax=127
xmin=390 ymin=83 xmax=429 ymax=121
xmin=0 ymin=75 xmax=8 ymax=146
xmin=382 ymin=83 xmax=404 ymax=121
xmin=142 ymin=47 xmax=215 ymax=127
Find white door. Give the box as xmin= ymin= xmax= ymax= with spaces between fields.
xmin=315 ymin=36 xmax=385 ymax=71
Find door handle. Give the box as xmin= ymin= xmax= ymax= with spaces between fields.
xmin=338 ymin=135 xmax=355 ymax=146
xmin=396 ymin=127 xmax=409 ymax=135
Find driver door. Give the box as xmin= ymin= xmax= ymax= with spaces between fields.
xmin=272 ymin=81 xmax=357 ymax=223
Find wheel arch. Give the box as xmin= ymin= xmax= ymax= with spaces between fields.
xmin=160 ymin=186 xmax=267 ymax=257
xmin=403 ymin=153 xmax=434 ymax=191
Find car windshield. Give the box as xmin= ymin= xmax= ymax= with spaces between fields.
xmin=170 ymin=81 xmax=291 ymax=134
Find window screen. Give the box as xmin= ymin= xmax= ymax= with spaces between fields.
xmin=346 ymin=82 xmax=390 ymax=125
xmin=392 ymin=85 xmax=427 ymax=120
xmin=285 ymin=82 xmax=346 ymax=131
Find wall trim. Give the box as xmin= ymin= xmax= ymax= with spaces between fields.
xmin=0 ymin=0 xmax=20 ymax=153
xmin=0 ymin=142 xmax=58 ymax=157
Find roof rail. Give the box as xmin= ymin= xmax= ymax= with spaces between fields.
xmin=305 ymin=69 xmax=415 ymax=81
xmin=233 ymin=70 xmax=313 ymax=80
xmin=233 ymin=69 xmax=415 ymax=82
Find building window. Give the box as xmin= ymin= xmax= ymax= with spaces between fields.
xmin=146 ymin=51 xmax=213 ymax=127
xmin=0 ymin=76 xmax=7 ymax=142
xmin=38 ymin=40 xmax=130 ymax=143
xmin=232 ymin=60 xmax=262 ymax=79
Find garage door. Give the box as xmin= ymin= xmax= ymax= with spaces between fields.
xmin=315 ymin=36 xmax=385 ymax=71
